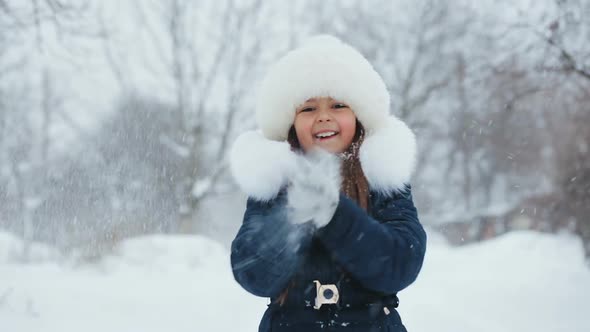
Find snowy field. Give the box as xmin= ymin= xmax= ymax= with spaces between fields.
xmin=1 ymin=230 xmax=589 ymax=332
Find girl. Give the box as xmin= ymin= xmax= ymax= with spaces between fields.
xmin=229 ymin=35 xmax=426 ymax=332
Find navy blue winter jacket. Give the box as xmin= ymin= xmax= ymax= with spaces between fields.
xmin=231 ymin=186 xmax=426 ymax=331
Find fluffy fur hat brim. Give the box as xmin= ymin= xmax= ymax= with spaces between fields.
xmin=256 ymin=35 xmax=390 ymax=141
xmin=230 ymin=116 xmax=416 ymax=201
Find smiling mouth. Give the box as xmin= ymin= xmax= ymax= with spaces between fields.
xmin=314 ymin=131 xmax=339 ymax=140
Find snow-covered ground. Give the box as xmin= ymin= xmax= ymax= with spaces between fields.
xmin=1 ymin=230 xmax=588 ymax=332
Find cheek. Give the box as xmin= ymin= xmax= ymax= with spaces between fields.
xmin=294 ymin=116 xmax=314 ymax=146
xmin=338 ymin=116 xmax=357 ymax=145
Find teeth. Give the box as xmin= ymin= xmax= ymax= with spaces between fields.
xmin=316 ymin=131 xmax=337 ymax=138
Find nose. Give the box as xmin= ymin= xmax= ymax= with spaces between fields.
xmin=316 ymin=106 xmax=332 ymax=122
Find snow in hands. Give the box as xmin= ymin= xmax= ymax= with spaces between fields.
xmin=287 ymin=149 xmax=341 ymax=228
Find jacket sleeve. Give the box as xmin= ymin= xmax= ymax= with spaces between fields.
xmin=231 ymin=192 xmax=313 ymax=298
xmin=316 ymin=185 xmax=426 ymax=294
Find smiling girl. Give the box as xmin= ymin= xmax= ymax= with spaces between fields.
xmin=292 ymin=97 xmax=357 ymax=154
xmin=229 ymin=35 xmax=426 ymax=332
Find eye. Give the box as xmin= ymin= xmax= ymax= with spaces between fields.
xmin=299 ymin=107 xmax=315 ymax=113
xmin=333 ymin=103 xmax=348 ymax=109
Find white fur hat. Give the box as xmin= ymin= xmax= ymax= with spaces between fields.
xmin=255 ymin=35 xmax=391 ymax=141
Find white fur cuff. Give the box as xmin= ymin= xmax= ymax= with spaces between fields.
xmin=229 ymin=131 xmax=296 ymax=201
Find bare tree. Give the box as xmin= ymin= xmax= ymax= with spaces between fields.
xmin=433 ymin=0 xmax=590 ymax=255
xmin=444 ymin=54 xmax=477 ymax=211
xmin=536 ymin=0 xmax=590 ymax=81
xmin=518 ymin=0 xmax=590 ymax=260
xmin=99 ymin=0 xmax=269 ymax=233
xmin=0 ymin=0 xmax=97 ymax=259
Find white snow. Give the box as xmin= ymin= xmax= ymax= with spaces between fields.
xmin=1 ymin=230 xmax=588 ymax=332
xmin=0 ymin=233 xmax=60 ymax=264
xmin=191 ymin=177 xmax=213 ymax=200
xmin=287 ymin=149 xmax=341 ymax=228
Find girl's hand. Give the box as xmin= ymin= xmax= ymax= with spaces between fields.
xmin=287 ymin=148 xmax=341 ymax=228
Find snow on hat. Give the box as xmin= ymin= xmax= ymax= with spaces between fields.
xmin=255 ymin=35 xmax=391 ymax=141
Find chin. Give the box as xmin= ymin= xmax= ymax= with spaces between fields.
xmin=318 ymin=145 xmax=344 ymax=154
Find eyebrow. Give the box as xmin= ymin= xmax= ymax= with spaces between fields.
xmin=305 ymin=97 xmax=338 ymax=103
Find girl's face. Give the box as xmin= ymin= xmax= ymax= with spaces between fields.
xmin=294 ymin=97 xmax=356 ymax=154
